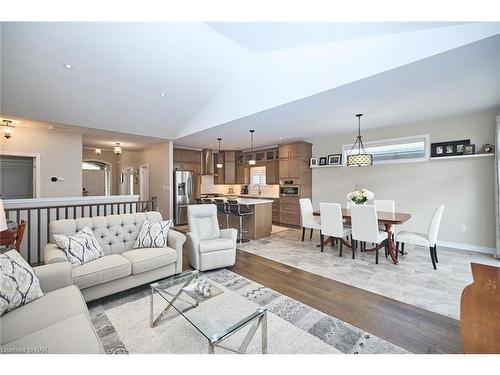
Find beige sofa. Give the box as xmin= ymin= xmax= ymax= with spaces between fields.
xmin=0 ymin=262 xmax=103 ymax=354
xmin=43 ymin=212 xmax=186 ymax=302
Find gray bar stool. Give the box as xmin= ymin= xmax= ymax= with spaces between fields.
xmin=227 ymin=200 xmax=253 ymax=243
xmin=214 ymin=199 xmax=230 ymax=228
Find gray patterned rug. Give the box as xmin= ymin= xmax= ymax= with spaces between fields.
xmin=87 ymin=269 xmax=409 ymax=354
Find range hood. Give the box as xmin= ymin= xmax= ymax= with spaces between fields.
xmin=201 ymin=148 xmax=214 ymax=175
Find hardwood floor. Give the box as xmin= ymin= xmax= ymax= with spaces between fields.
xmin=179 ymin=236 xmax=462 ymax=353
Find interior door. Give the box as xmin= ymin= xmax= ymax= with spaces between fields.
xmin=0 ymin=155 xmax=34 ymax=199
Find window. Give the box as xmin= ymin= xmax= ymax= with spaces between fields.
xmin=343 ymin=135 xmax=429 ymax=165
xmin=250 ymin=166 xmax=267 ymax=186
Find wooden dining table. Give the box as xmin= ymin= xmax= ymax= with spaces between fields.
xmin=313 ymin=208 xmax=411 ymax=265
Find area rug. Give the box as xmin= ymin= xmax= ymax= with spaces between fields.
xmin=87 ymin=269 xmax=408 ymax=354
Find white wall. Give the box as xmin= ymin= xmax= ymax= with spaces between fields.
xmin=310 ymin=109 xmax=499 ymax=251
xmin=0 ymin=126 xmax=82 ymax=198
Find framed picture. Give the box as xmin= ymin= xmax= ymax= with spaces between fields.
xmin=431 ymin=140 xmax=470 ymax=157
xmin=327 ymin=154 xmax=342 ymax=165
xmin=310 ymin=158 xmax=318 ymax=167
xmin=464 ymin=144 xmax=475 ymax=155
xmin=319 ymin=157 xmax=327 ymax=166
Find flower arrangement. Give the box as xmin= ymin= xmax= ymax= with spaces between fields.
xmin=347 ymin=188 xmax=374 ymax=205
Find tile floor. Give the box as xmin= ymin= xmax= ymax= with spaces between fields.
xmin=238 ymin=227 xmax=500 ymax=320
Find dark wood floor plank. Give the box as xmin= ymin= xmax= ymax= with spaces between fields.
xmin=229 ymin=250 xmax=462 ymax=354
xmin=179 ymin=234 xmax=462 ymax=354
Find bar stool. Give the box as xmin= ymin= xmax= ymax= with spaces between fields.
xmin=227 ymin=200 xmax=253 ymax=243
xmin=202 ymin=198 xmax=214 ymax=204
xmin=214 ymin=199 xmax=230 ymax=228
xmin=195 ymin=198 xmax=203 ymax=204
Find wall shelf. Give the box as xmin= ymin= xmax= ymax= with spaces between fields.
xmin=310 ymin=164 xmax=342 ymax=169
xmin=429 ymin=153 xmax=494 ymax=161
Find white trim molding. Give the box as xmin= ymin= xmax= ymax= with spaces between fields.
xmin=437 ymin=240 xmax=496 ymax=255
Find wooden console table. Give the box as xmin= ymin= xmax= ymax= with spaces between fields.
xmin=460 ymin=262 xmax=500 ymax=353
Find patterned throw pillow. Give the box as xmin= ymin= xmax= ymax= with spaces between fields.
xmin=54 ymin=227 xmax=104 ymax=266
xmin=0 ymin=250 xmax=44 ymax=316
xmin=134 ymin=220 xmax=172 ymax=249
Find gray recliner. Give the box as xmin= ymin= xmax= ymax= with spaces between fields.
xmin=186 ymin=204 xmax=237 ymax=271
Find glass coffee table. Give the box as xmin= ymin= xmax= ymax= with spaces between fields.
xmin=150 ymin=270 xmax=268 ymax=354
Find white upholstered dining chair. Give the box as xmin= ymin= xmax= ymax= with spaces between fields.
xmin=395 ymin=205 xmax=445 ymax=270
xmin=350 ymin=205 xmax=388 ymax=264
xmin=319 ymin=203 xmax=352 ymax=256
xmin=299 ymin=198 xmax=321 ymax=241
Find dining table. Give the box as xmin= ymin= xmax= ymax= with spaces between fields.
xmin=313 ymin=208 xmax=411 ymax=265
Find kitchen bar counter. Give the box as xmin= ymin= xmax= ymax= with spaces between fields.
xmin=215 ymin=198 xmax=273 ymax=240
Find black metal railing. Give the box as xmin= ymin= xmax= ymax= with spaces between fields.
xmin=4 ymin=196 xmax=157 ymax=265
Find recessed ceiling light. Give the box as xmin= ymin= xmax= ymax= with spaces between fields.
xmin=209 ymin=144 xmax=213 ymax=147
xmin=63 ymin=64 xmax=73 ymax=70
xmin=279 ymin=137 xmax=283 ymax=140
xmin=160 ymin=92 xmax=167 ymax=97
xmin=48 ymin=125 xmax=55 ymax=130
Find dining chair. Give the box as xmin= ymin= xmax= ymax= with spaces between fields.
xmin=299 ymin=198 xmax=321 ymax=241
xmin=395 ymin=205 xmax=445 ymax=270
xmin=350 ymin=205 xmax=388 ymax=264
xmin=319 ymin=203 xmax=352 ymax=256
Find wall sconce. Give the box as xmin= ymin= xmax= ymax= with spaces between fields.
xmin=94 ymin=148 xmax=102 ymax=155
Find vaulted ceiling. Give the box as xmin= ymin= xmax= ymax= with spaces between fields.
xmin=1 ymin=22 xmax=500 ymax=149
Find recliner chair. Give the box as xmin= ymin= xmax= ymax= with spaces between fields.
xmin=186 ymin=204 xmax=237 ymax=271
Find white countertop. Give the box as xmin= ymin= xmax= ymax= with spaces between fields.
xmin=220 ymin=197 xmax=274 ymax=205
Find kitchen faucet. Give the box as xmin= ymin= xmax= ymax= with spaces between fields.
xmin=253 ymin=183 xmax=262 ymax=196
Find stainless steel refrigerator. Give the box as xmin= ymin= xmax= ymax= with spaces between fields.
xmin=173 ymin=170 xmax=194 ymax=225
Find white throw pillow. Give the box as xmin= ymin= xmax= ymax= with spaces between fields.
xmin=0 ymin=250 xmax=44 ymax=316
xmin=134 ymin=219 xmax=172 ymax=249
xmin=54 ymin=227 xmax=104 ymax=266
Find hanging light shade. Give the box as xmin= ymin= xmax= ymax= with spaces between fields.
xmin=346 ymin=114 xmax=372 ymax=167
xmin=216 ymin=138 xmax=223 ymax=169
xmin=113 ymin=142 xmax=122 ymax=155
xmin=248 ymin=130 xmax=256 ymax=165
xmin=94 ymin=148 xmax=102 ymax=155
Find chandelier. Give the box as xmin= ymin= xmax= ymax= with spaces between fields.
xmin=346 ymin=114 xmax=372 ymax=167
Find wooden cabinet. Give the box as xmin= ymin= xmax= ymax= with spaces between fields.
xmin=182 ymin=149 xmax=200 ymax=163
xmin=279 ymin=158 xmax=304 ymax=179
xmin=236 ymin=164 xmax=250 ymax=185
xmin=225 ymin=161 xmax=236 ymax=184
xmin=214 ymin=152 xmax=225 ymax=184
xmin=214 ymin=151 xmax=238 ymax=184
xmin=279 ymin=142 xmax=308 ymax=159
xmin=266 ymin=160 xmax=279 ymax=185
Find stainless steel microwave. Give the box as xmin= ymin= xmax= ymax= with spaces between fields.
xmin=280 ymin=185 xmax=300 ymax=196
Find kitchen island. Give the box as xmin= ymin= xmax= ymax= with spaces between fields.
xmin=216 ymin=198 xmax=273 ymax=240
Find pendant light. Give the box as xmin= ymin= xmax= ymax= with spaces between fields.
xmin=248 ymin=130 xmax=256 ymax=165
xmin=113 ymin=142 xmax=122 ymax=155
xmin=216 ymin=138 xmax=223 ymax=169
xmin=346 ymin=114 xmax=372 ymax=167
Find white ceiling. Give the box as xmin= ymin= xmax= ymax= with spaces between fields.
xmin=175 ymin=34 xmax=500 ymax=150
xmin=207 ymin=22 xmax=468 ymax=52
xmin=1 ymin=22 xmax=500 ymax=150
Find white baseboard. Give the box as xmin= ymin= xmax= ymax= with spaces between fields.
xmin=437 ymin=240 xmax=496 ymax=255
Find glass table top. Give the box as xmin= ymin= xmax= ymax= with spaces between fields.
xmin=150 ymin=270 xmax=266 ymax=344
